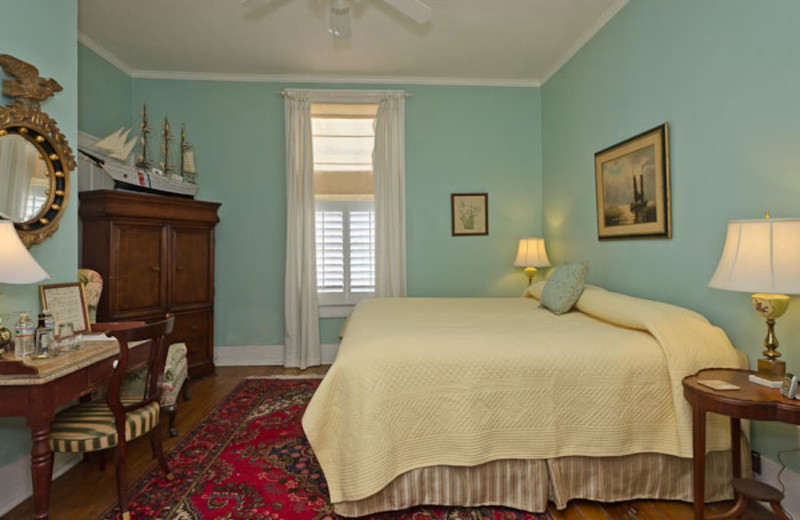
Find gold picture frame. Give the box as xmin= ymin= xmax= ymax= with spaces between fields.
xmin=451 ymin=193 xmax=488 ymax=236
xmin=39 ymin=283 xmax=92 ymax=334
xmin=594 ymin=123 xmax=671 ymax=240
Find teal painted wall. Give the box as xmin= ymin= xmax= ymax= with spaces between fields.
xmin=78 ymin=44 xmax=132 ymax=137
xmin=542 ymin=0 xmax=800 ymax=467
xmin=129 ymin=80 xmax=542 ymax=345
xmin=0 ymin=0 xmax=79 ymax=467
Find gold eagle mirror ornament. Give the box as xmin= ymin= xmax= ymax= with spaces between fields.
xmin=0 ymin=54 xmax=75 ymax=247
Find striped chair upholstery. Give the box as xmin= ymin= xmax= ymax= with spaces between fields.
xmin=49 ymin=399 xmax=160 ymax=453
xmin=122 ymin=342 xmax=189 ymax=437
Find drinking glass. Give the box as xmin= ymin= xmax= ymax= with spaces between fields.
xmin=57 ymin=323 xmax=75 ymax=352
xmin=32 ymin=328 xmax=56 ymax=359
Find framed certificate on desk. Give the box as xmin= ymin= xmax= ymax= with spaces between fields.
xmin=39 ymin=282 xmax=92 ymax=334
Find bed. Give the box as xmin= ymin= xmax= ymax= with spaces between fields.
xmin=302 ymin=284 xmax=748 ymax=515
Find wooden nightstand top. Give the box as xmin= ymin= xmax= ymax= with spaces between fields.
xmin=682 ymin=368 xmax=800 ymax=424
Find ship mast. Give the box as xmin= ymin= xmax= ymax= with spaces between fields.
xmin=160 ymin=117 xmax=174 ymax=175
xmin=180 ymin=123 xmax=187 ymax=180
xmin=135 ymin=103 xmax=153 ymax=169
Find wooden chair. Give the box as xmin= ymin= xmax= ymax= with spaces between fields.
xmin=93 ymin=321 xmax=191 ymax=437
xmin=49 ymin=316 xmax=176 ymax=520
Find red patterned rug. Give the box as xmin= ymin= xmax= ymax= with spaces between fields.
xmin=99 ymin=378 xmax=551 ymax=520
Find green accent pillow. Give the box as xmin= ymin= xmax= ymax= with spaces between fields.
xmin=541 ymin=261 xmax=589 ymax=315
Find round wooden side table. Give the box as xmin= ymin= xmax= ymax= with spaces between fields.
xmin=683 ymin=368 xmax=800 ymax=520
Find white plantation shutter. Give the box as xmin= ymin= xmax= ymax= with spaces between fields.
xmin=315 ymin=201 xmax=374 ymax=304
xmin=350 ymin=210 xmax=375 ymax=293
xmin=315 ymin=211 xmax=344 ymax=292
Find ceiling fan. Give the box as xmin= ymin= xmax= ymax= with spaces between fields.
xmin=239 ymin=0 xmax=434 ymax=38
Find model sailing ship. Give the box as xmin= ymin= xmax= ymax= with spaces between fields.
xmin=81 ymin=104 xmax=198 ymax=197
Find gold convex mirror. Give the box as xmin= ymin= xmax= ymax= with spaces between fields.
xmin=0 ymin=54 xmax=75 ymax=247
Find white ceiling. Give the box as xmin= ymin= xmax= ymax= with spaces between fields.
xmin=78 ymin=0 xmax=628 ymax=86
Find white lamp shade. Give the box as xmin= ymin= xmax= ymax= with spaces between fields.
xmin=514 ymin=237 xmax=551 ymax=268
xmin=709 ymin=218 xmax=800 ymax=294
xmin=0 ymin=221 xmax=49 ymax=284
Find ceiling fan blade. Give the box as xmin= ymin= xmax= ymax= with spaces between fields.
xmin=381 ymin=0 xmax=433 ymax=24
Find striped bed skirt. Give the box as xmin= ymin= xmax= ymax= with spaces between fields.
xmin=333 ymin=447 xmax=748 ymax=516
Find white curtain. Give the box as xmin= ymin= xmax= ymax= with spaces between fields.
xmin=373 ymin=95 xmax=407 ymax=297
xmin=284 ymin=92 xmax=321 ymax=369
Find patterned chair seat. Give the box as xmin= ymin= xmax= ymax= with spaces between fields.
xmin=49 ymin=399 xmax=160 ymax=453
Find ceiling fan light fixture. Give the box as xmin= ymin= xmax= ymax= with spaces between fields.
xmin=328 ymin=0 xmax=351 ymax=38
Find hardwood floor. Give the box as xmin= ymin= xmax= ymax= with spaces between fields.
xmin=5 ymin=366 xmax=773 ymax=520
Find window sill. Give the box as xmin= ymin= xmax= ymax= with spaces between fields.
xmin=319 ymin=305 xmax=354 ymax=319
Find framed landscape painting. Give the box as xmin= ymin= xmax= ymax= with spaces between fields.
xmin=594 ymin=123 xmax=671 ymax=240
xmin=451 ymin=193 xmax=488 ymax=236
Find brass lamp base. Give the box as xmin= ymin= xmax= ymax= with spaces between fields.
xmin=0 ymin=325 xmax=11 ymax=355
xmin=751 ymin=294 xmax=790 ymax=382
xmin=756 ymin=358 xmax=786 ymax=381
xmin=524 ymin=267 xmax=537 ymax=286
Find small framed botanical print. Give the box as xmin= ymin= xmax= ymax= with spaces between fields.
xmin=451 ymin=193 xmax=488 ymax=236
xmin=595 ymin=123 xmax=671 ymax=240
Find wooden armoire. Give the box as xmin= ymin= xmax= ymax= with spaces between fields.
xmin=79 ymin=190 xmax=221 ymax=377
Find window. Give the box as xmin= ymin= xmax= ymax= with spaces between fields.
xmin=312 ymin=103 xmax=379 ymax=313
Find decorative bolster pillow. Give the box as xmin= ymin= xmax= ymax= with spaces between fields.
xmin=540 ymin=261 xmax=589 ymax=315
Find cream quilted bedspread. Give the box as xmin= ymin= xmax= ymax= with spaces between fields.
xmin=302 ymin=287 xmax=746 ymax=503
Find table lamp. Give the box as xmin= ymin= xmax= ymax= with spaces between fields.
xmin=0 ymin=220 xmax=50 ymax=352
xmin=709 ymin=215 xmax=800 ymax=385
xmin=514 ymin=237 xmax=551 ymax=286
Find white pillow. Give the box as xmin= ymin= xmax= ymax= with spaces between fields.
xmin=523 ymin=281 xmax=546 ymax=299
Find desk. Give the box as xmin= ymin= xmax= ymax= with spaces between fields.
xmin=683 ymin=368 xmax=800 ymax=520
xmin=0 ymin=338 xmax=150 ymax=520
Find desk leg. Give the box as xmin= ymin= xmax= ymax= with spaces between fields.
xmin=28 ymin=418 xmax=53 ymax=520
xmin=693 ymin=406 xmax=706 ymax=520
xmin=731 ymin=417 xmax=741 ymax=478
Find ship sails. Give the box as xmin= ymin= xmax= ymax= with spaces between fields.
xmin=180 ymin=124 xmax=198 ymax=184
xmin=93 ymin=127 xmax=137 ymax=162
xmin=183 ymin=149 xmax=197 ymax=174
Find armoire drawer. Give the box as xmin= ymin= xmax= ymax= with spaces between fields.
xmin=172 ymin=310 xmax=212 ymax=341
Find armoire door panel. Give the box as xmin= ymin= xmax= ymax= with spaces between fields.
xmin=170 ymin=226 xmax=214 ymax=309
xmin=111 ymin=222 xmax=167 ymax=317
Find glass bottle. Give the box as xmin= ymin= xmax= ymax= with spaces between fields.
xmin=14 ymin=313 xmax=35 ymax=358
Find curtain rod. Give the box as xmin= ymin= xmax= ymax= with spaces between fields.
xmin=279 ymin=88 xmax=412 ymax=99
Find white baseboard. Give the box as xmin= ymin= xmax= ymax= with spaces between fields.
xmin=756 ymin=456 xmax=800 ymax=518
xmin=214 ymin=344 xmax=339 ymax=367
xmin=0 ymin=453 xmax=81 ymax=516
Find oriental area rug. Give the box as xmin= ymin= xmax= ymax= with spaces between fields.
xmin=99 ymin=378 xmax=551 ymax=520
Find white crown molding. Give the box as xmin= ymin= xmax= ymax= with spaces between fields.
xmin=540 ymin=0 xmax=630 ymax=85
xmin=78 ymin=31 xmax=135 ymax=76
xmin=77 ymin=30 xmax=538 ymax=87
xmin=131 ymin=69 xmax=541 ymax=88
